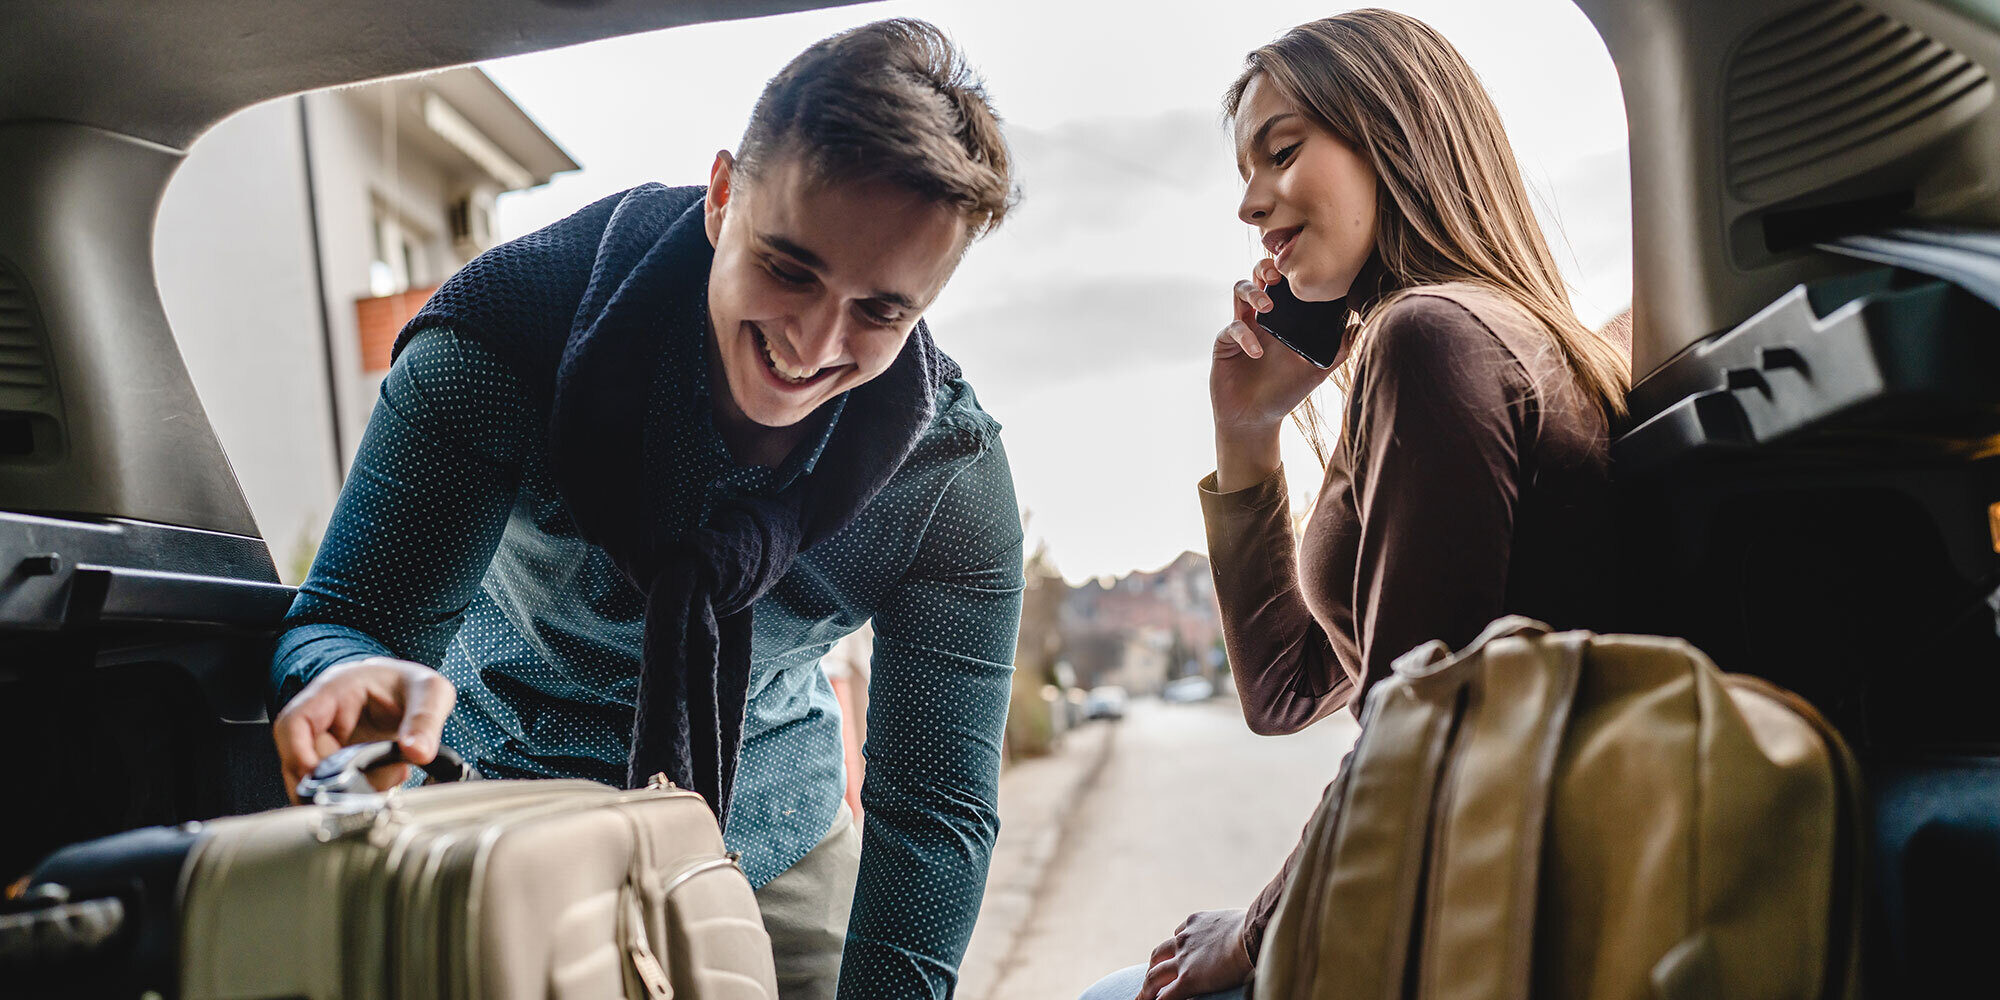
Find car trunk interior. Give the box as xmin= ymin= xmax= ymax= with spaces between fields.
xmin=1575 ymin=0 xmax=2000 ymax=989
xmin=5 ymin=0 xmax=2000 ymax=991
xmin=0 ymin=0 xmax=860 ymax=881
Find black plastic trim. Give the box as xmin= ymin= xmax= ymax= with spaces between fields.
xmin=1618 ymin=254 xmax=2000 ymax=469
xmin=0 ymin=510 xmax=287 ymax=630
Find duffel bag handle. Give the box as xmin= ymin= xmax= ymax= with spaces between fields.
xmin=295 ymin=741 xmax=480 ymax=804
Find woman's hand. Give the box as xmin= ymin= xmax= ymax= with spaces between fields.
xmin=272 ymin=656 xmax=457 ymax=802
xmin=1211 ymin=259 xmax=1336 ymax=492
xmin=1136 ymin=908 xmax=1254 ymax=1000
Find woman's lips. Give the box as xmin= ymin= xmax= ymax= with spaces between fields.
xmin=1263 ymin=225 xmax=1304 ymax=269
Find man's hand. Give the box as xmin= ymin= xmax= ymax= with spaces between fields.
xmin=272 ymin=656 xmax=456 ymax=802
xmin=1137 ymin=908 xmax=1254 ymax=1000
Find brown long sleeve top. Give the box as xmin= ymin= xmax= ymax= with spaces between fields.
xmin=1200 ymin=284 xmax=1619 ymax=959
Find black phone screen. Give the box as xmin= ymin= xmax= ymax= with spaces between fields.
xmin=1258 ymin=276 xmax=1348 ymax=368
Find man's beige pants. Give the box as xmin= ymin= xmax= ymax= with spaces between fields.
xmin=754 ymin=805 xmax=861 ymax=1000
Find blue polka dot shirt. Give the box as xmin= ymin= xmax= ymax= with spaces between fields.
xmin=273 ymin=325 xmax=1025 ymax=999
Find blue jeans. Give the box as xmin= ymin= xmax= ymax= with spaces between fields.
xmin=1077 ymin=964 xmax=1248 ymax=1000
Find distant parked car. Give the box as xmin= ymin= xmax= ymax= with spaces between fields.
xmin=1161 ymin=676 xmax=1215 ymax=704
xmin=1083 ymin=685 xmax=1128 ymax=721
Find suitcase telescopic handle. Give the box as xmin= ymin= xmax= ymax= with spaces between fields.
xmin=295 ymin=741 xmax=480 ymax=804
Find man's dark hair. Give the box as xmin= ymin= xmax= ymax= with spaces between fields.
xmin=738 ymin=18 xmax=1015 ymax=239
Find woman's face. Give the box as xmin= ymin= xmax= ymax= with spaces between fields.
xmin=1234 ymin=74 xmax=1379 ymax=302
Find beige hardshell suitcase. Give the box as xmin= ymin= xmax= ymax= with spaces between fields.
xmin=174 ymin=743 xmax=779 ymax=1000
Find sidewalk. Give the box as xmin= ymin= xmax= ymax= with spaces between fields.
xmin=957 ymin=719 xmax=1119 ymax=1000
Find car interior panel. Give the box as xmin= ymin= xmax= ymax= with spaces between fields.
xmin=7 ymin=0 xmax=2000 ymax=992
xmin=1574 ymin=0 xmax=2000 ymax=989
xmin=0 ymin=0 xmax=859 ymax=883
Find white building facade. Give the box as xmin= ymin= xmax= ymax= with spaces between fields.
xmin=155 ymin=70 xmax=575 ymax=579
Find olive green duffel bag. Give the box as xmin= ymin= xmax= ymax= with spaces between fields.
xmin=1255 ymin=617 xmax=1863 ymax=1000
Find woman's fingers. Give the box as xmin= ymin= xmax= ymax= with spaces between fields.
xmin=1220 ymin=272 xmax=1280 ymax=362
xmin=1254 ymin=257 xmax=1283 ymax=288
xmin=1136 ymin=956 xmax=1180 ymax=1000
xmin=1221 ymin=320 xmax=1265 ymax=359
xmin=1234 ymin=279 xmax=1273 ymax=317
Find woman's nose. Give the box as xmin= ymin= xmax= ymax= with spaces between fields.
xmin=1238 ymin=186 xmax=1271 ymax=226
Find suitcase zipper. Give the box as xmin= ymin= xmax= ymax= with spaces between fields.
xmin=661 ymin=855 xmax=741 ymax=896
xmin=321 ymin=781 xmax=692 ymax=999
xmin=340 ymin=783 xmax=617 ymax=997
xmin=619 ymin=854 xmax=749 ymax=1000
xmin=443 ymin=785 xmax=709 ymax=1000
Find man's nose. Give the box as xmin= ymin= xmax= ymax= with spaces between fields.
xmin=788 ymin=303 xmax=847 ymax=369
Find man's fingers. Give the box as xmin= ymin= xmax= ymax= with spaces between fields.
xmin=364 ymin=762 xmax=411 ymax=792
xmin=396 ymin=670 xmax=456 ymax=764
xmin=327 ymin=683 xmax=367 ymax=744
xmin=274 ymin=708 xmax=325 ymax=788
xmin=274 ymin=690 xmax=349 ymax=803
xmin=1156 ymin=978 xmax=1193 ymax=1000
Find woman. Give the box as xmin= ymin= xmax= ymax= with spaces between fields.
xmin=1082 ymin=10 xmax=1628 ymax=1000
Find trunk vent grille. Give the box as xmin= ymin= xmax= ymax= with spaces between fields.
xmin=1726 ymin=1 xmax=1992 ymax=200
xmin=0 ymin=259 xmax=56 ymax=407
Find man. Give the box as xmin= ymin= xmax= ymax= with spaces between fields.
xmin=268 ymin=20 xmax=1022 ymax=1000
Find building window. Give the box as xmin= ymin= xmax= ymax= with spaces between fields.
xmin=358 ymin=204 xmax=440 ymax=372
xmin=368 ymin=207 xmax=429 ymax=298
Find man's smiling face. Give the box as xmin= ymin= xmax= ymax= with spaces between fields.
xmin=702 ymin=150 xmax=966 ymax=437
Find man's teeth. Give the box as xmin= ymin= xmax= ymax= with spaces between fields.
xmin=762 ymin=337 xmax=820 ymax=382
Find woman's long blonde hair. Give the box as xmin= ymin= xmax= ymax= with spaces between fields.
xmin=1224 ymin=10 xmax=1630 ymax=456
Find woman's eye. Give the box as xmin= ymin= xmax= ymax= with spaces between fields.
xmin=1271 ymin=142 xmax=1302 ymax=166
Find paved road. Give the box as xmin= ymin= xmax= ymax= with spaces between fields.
xmin=979 ymin=696 xmax=1358 ymax=1000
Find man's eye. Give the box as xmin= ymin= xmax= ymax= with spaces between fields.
xmin=859 ymin=305 xmax=901 ymax=327
xmin=766 ymin=262 xmax=813 ymax=285
xmin=1271 ymin=142 xmax=1302 ymax=166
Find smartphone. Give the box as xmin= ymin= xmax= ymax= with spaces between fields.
xmin=1257 ymin=276 xmax=1348 ymax=368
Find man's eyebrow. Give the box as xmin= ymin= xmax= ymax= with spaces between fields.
xmin=760 ymin=232 xmax=918 ymax=309
xmin=759 ymin=234 xmax=827 ymax=270
xmin=1236 ymin=112 xmax=1300 ymax=177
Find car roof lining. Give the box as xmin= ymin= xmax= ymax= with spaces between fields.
xmin=0 ymin=0 xmax=866 ymax=149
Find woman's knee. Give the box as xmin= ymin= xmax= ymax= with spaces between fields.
xmin=1077 ymin=964 xmax=1146 ymax=1000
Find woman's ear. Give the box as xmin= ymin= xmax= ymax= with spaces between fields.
xmin=704 ymin=150 xmax=735 ymax=248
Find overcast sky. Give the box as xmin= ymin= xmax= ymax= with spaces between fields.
xmin=480 ymin=0 xmax=1631 ymax=584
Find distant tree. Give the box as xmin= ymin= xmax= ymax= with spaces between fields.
xmin=1006 ymin=522 xmax=1071 ymax=760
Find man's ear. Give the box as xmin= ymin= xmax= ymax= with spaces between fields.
xmin=704 ymin=151 xmax=735 ymax=248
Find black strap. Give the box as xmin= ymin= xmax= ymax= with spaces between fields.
xmin=0 ymin=896 xmax=125 ymax=969
xmin=295 ymin=740 xmax=479 ymax=802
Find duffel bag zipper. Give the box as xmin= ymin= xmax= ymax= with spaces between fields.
xmin=1721 ymin=675 xmax=1866 ymax=1000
